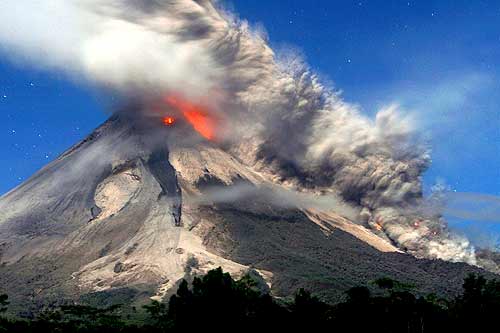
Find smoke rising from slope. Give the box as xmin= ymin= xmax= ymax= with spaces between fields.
xmin=0 ymin=1 xmax=486 ymax=265
xmin=191 ymin=183 xmax=360 ymax=222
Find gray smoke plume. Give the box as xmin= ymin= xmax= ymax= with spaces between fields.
xmin=444 ymin=193 xmax=500 ymax=223
xmin=191 ymin=183 xmax=360 ymax=222
xmin=0 ymin=0 xmax=489 ymax=266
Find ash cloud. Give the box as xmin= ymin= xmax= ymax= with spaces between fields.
xmin=0 ymin=0 xmax=491 ymax=266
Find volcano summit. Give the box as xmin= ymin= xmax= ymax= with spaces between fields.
xmin=0 ymin=110 xmax=495 ymax=311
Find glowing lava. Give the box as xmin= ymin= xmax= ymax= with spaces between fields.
xmin=163 ymin=116 xmax=176 ymax=126
xmin=164 ymin=95 xmax=215 ymax=140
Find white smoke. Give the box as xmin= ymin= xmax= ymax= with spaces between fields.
xmin=0 ymin=1 xmax=222 ymax=98
xmin=0 ymin=0 xmax=489 ymax=266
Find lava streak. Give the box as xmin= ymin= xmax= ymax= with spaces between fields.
xmin=164 ymin=95 xmax=215 ymax=140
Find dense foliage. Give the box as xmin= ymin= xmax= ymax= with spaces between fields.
xmin=0 ymin=268 xmax=498 ymax=332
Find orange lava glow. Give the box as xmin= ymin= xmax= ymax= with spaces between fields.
xmin=164 ymin=95 xmax=215 ymax=140
xmin=373 ymin=217 xmax=383 ymax=231
xmin=163 ymin=116 xmax=176 ymax=126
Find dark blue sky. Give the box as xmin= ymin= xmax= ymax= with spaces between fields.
xmin=0 ymin=1 xmax=498 ymax=239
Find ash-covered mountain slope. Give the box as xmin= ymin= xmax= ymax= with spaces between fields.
xmin=0 ymin=114 xmax=496 ymax=312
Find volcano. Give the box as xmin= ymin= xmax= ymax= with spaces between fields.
xmin=0 ymin=112 xmax=495 ymax=313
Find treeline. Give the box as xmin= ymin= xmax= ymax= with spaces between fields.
xmin=0 ymin=268 xmax=499 ymax=332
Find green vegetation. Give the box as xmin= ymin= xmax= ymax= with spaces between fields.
xmin=0 ymin=268 xmax=498 ymax=332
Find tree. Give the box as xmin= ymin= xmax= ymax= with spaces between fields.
xmin=346 ymin=286 xmax=371 ymax=304
xmin=0 ymin=295 xmax=8 ymax=314
xmin=144 ymin=299 xmax=171 ymax=332
xmin=374 ymin=277 xmax=395 ymax=290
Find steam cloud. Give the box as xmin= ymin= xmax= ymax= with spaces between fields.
xmin=0 ymin=0 xmax=492 ymax=267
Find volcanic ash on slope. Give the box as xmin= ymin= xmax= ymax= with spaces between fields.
xmin=0 ymin=113 xmax=496 ymax=308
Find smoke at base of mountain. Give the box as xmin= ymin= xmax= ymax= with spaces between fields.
xmin=0 ymin=0 xmax=488 ymax=265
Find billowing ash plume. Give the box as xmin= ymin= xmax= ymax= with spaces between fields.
xmin=0 ymin=0 xmax=486 ymax=265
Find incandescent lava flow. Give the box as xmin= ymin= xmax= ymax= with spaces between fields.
xmin=164 ymin=95 xmax=216 ymax=141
